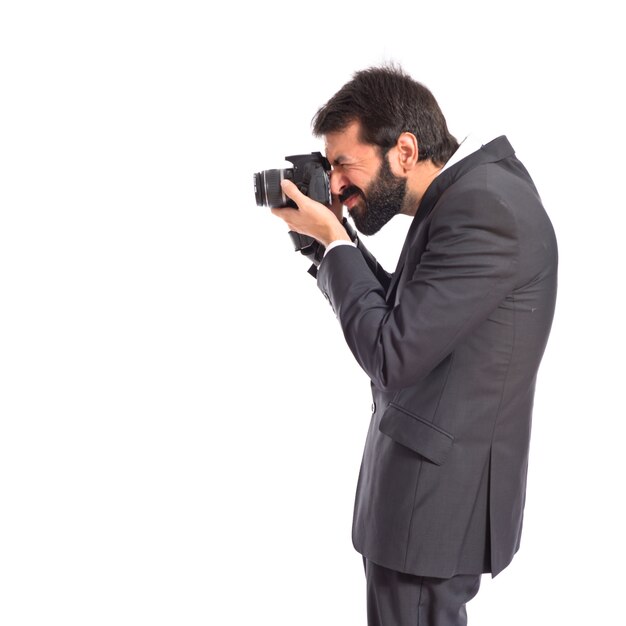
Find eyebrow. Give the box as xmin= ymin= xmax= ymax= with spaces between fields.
xmin=329 ymin=155 xmax=348 ymax=166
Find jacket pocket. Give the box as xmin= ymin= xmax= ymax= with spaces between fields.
xmin=378 ymin=402 xmax=454 ymax=465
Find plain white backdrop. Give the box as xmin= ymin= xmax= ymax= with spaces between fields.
xmin=1 ymin=1 xmax=624 ymax=624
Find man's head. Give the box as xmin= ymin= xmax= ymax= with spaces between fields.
xmin=313 ymin=65 xmax=458 ymax=234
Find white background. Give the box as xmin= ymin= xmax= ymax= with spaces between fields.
xmin=1 ymin=1 xmax=624 ymax=624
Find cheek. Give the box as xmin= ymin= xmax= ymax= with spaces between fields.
xmin=352 ymin=174 xmax=371 ymax=195
xmin=360 ymin=177 xmax=376 ymax=198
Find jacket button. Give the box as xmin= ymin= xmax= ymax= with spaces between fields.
xmin=371 ymin=402 xmax=376 ymax=413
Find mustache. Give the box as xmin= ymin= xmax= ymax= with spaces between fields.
xmin=339 ymin=185 xmax=363 ymax=204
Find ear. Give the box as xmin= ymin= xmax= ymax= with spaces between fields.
xmin=392 ymin=132 xmax=419 ymax=173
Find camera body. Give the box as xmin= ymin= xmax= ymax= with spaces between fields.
xmin=253 ymin=152 xmax=332 ymax=209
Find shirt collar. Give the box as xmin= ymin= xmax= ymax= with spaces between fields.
xmin=438 ymin=134 xmax=497 ymax=175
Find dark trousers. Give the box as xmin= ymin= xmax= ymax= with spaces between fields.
xmin=363 ymin=557 xmax=481 ymax=626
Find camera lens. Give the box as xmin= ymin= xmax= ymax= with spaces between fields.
xmin=253 ymin=168 xmax=289 ymax=208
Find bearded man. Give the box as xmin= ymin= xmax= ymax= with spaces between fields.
xmin=271 ymin=65 xmax=558 ymax=626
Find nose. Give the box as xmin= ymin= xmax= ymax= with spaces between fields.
xmin=330 ymin=169 xmax=348 ymax=196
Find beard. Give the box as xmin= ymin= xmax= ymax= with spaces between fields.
xmin=340 ymin=156 xmax=408 ymax=236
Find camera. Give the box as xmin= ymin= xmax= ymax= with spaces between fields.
xmin=253 ymin=152 xmax=332 ymax=209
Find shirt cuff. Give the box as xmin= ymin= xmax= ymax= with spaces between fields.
xmin=324 ymin=240 xmax=357 ymax=257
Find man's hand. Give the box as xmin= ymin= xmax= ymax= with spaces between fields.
xmin=271 ymin=180 xmax=351 ymax=247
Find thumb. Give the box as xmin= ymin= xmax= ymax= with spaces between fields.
xmin=281 ymin=179 xmax=306 ymax=205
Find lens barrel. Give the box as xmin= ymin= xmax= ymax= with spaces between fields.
xmin=253 ymin=169 xmax=289 ymax=208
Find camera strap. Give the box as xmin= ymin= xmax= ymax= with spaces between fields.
xmin=288 ymin=218 xmax=358 ymax=278
xmin=288 ymin=231 xmax=325 ymax=277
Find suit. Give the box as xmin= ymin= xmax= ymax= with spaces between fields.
xmin=316 ymin=136 xmax=558 ymax=578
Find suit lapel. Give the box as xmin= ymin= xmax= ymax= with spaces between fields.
xmin=385 ymin=136 xmax=516 ymax=304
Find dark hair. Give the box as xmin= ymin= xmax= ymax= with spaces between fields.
xmin=312 ymin=64 xmax=458 ymax=166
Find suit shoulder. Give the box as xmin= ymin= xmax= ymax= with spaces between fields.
xmin=430 ymin=165 xmax=517 ymax=233
xmin=432 ymin=158 xmax=546 ymax=228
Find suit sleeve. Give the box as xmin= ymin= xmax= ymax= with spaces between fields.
xmin=316 ymin=189 xmax=519 ymax=391
xmin=353 ymin=235 xmax=393 ymax=291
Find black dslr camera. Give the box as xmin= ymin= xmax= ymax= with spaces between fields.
xmin=254 ymin=152 xmax=332 ymax=210
xmin=254 ymin=152 xmax=333 ymax=266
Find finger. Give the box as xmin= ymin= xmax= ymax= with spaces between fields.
xmin=271 ymin=206 xmax=298 ymax=221
xmin=280 ymin=179 xmax=306 ymax=204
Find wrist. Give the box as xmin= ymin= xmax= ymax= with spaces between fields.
xmin=322 ymin=222 xmax=351 ymax=247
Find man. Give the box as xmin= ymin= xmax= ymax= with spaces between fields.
xmin=271 ymin=65 xmax=557 ymax=626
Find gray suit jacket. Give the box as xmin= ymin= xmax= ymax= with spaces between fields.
xmin=316 ymin=136 xmax=557 ymax=578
